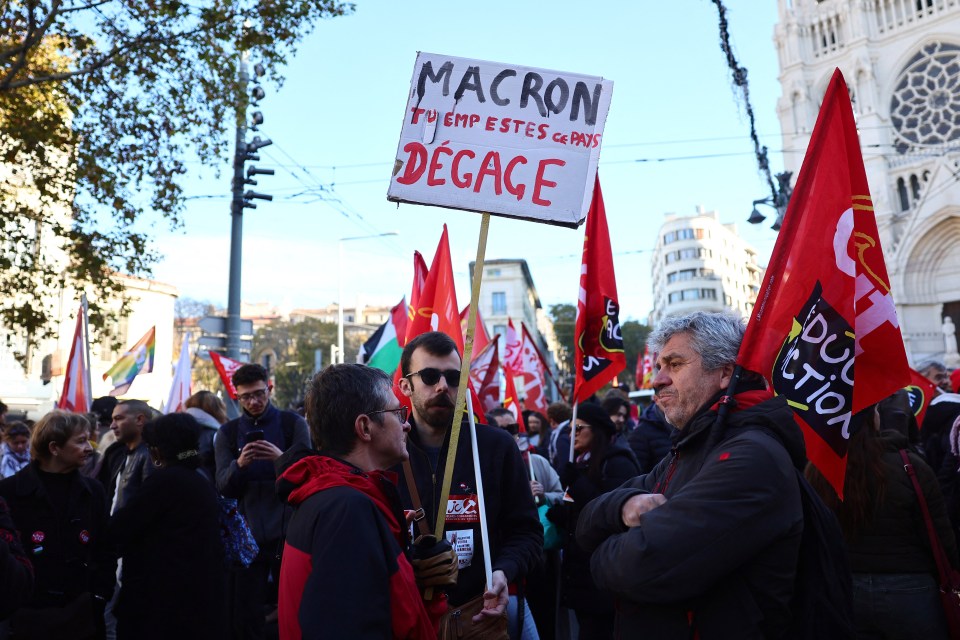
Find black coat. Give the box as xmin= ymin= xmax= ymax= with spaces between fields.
xmin=0 ymin=463 xmax=115 ymax=606
xmin=626 ymin=402 xmax=673 ymax=474
xmin=548 ymin=442 xmax=639 ymax=614
xmin=851 ymin=430 xmax=958 ymax=574
xmin=577 ymin=392 xmax=805 ymax=639
xmin=393 ymin=418 xmax=543 ymax=606
xmin=110 ymin=465 xmax=225 ymax=640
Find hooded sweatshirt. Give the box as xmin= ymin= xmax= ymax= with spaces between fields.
xmin=276 ymin=455 xmax=442 ymax=640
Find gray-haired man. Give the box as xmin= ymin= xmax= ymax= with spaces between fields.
xmin=577 ymin=311 xmax=806 ymax=639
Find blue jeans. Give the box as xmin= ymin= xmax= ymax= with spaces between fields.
xmin=506 ymin=595 xmax=540 ymax=640
xmin=852 ymin=572 xmax=949 ymax=639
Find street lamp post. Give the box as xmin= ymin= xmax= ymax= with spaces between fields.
xmin=338 ymin=232 xmax=399 ymax=364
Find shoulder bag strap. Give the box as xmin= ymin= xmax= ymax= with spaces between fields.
xmin=401 ymin=458 xmax=432 ymax=538
xmin=899 ymin=449 xmax=953 ymax=583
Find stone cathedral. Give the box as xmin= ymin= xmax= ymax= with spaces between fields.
xmin=774 ymin=0 xmax=960 ymax=366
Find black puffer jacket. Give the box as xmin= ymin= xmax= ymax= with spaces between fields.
xmin=577 ymin=390 xmax=805 ymax=639
xmin=626 ymin=403 xmax=673 ymax=474
xmin=547 ymin=442 xmax=639 ymax=614
xmin=850 ymin=430 xmax=958 ymax=574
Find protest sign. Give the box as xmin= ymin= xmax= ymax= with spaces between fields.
xmin=388 ymin=52 xmax=613 ymax=228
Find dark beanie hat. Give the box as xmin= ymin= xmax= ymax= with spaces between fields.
xmin=577 ymin=403 xmax=617 ymax=438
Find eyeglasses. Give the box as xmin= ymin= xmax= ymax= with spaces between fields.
xmin=367 ymin=406 xmax=409 ymax=423
xmin=237 ymin=388 xmax=269 ymax=403
xmin=404 ymin=368 xmax=461 ymax=387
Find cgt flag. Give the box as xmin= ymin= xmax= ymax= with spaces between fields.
xmin=905 ymin=368 xmax=938 ymax=429
xmin=405 ymin=225 xmax=463 ymax=352
xmin=737 ymin=69 xmax=909 ymax=497
xmin=574 ymin=175 xmax=625 ymax=403
xmin=638 ymin=345 xmax=654 ymax=390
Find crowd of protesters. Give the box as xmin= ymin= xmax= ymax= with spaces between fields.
xmin=0 ymin=312 xmax=957 ymax=639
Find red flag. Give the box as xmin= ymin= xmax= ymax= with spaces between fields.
xmin=504 ymin=320 xmax=522 ymax=375
xmin=519 ymin=324 xmax=550 ymax=415
xmin=503 ymin=366 xmax=522 ymax=423
xmin=737 ymin=69 xmax=909 ymax=497
xmin=905 ymin=368 xmax=938 ymax=429
xmin=403 ymin=250 xmax=430 ymax=346
xmin=469 ymin=336 xmax=502 ymax=415
xmin=574 ymin=176 xmax=625 ymax=404
xmin=209 ymin=352 xmax=245 ymax=400
xmin=460 ymin=305 xmax=491 ymax=355
xmin=638 ymin=345 xmax=654 ymax=390
xmin=58 ymin=309 xmax=90 ymax=413
xmin=405 ymin=225 xmax=463 ymax=352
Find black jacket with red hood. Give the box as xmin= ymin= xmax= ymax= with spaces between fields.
xmin=276 ymin=455 xmax=443 ymax=640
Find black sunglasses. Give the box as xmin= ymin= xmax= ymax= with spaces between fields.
xmin=404 ymin=367 xmax=461 ymax=387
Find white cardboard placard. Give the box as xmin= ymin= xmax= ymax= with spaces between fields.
xmin=387 ymin=52 xmax=613 ymax=229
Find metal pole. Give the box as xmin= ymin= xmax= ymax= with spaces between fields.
xmin=227 ymin=58 xmax=249 ymax=363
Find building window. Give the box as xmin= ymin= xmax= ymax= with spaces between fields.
xmin=492 ymin=292 xmax=507 ymax=314
xmin=487 ymin=268 xmax=501 ymax=277
xmin=663 ymin=228 xmax=697 ymax=245
xmin=493 ymin=324 xmax=507 ymax=337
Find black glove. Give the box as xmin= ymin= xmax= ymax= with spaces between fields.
xmin=410 ymin=535 xmax=458 ymax=590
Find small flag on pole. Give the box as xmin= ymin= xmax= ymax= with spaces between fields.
xmin=573 ymin=176 xmax=625 ymax=404
xmin=209 ymin=351 xmax=245 ymax=400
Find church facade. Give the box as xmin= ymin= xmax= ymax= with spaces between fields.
xmin=774 ymin=0 xmax=960 ymax=365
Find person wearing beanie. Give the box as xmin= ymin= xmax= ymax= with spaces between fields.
xmin=545 ymin=402 xmax=639 ymax=639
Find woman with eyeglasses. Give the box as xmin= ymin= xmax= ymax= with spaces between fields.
xmin=546 ymin=403 xmax=640 ymax=640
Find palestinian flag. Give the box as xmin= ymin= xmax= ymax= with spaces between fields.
xmin=360 ymin=299 xmax=408 ymax=373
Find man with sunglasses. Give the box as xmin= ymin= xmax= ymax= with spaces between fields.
xmin=215 ymin=363 xmax=310 ymax=640
xmin=277 ymin=364 xmax=445 ymax=639
xmin=396 ymin=332 xmax=542 ymax=638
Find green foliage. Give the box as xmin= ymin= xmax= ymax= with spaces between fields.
xmin=548 ymin=303 xmax=576 ymax=375
xmin=0 ymin=1 xmax=353 ymax=354
xmin=253 ymin=318 xmax=363 ymax=411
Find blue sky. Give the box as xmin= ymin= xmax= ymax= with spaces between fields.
xmin=152 ymin=1 xmax=789 ymax=322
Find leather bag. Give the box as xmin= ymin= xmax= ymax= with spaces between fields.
xmin=437 ymin=593 xmax=508 ymax=640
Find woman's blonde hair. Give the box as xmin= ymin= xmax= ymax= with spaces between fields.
xmin=30 ymin=410 xmax=90 ymax=462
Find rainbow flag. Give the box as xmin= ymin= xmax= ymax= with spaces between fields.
xmin=103 ymin=326 xmax=156 ymax=396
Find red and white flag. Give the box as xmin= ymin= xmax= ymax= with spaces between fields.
xmin=504 ymin=320 xmax=523 ymax=375
xmin=209 ymin=351 xmax=245 ymax=400
xmin=519 ymin=324 xmax=550 ymax=415
xmin=737 ymin=69 xmax=909 ymax=497
xmin=574 ymin=176 xmax=625 ymax=403
xmin=58 ymin=309 xmax=90 ymax=414
xmin=469 ymin=336 xmax=502 ymax=415
xmin=166 ymin=333 xmax=192 ymax=413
